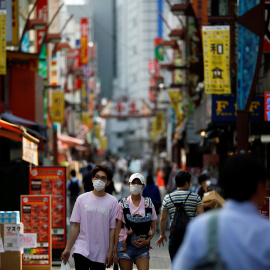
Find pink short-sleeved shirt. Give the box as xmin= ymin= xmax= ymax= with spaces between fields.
xmin=70 ymin=192 xmax=118 ymax=263
xmin=116 ymin=195 xmax=157 ymax=242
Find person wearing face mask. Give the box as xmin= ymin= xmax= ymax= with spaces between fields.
xmin=197 ymin=173 xmax=217 ymax=211
xmin=61 ymin=165 xmax=118 ymax=270
xmin=113 ymin=173 xmax=157 ymax=270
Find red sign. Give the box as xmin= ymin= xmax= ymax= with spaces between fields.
xmin=36 ymin=0 xmax=48 ymax=53
xmin=29 ymin=167 xmax=66 ymax=249
xmin=264 ymin=91 xmax=270 ymax=121
xmin=80 ymin=18 xmax=89 ymax=65
xmin=21 ymin=195 xmax=51 ymax=266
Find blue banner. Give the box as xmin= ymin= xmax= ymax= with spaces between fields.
xmin=212 ymin=95 xmax=263 ymax=122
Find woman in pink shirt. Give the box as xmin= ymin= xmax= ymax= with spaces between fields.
xmin=114 ymin=173 xmax=157 ymax=270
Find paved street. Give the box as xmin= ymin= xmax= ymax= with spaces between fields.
xmin=52 ymin=229 xmax=171 ymax=270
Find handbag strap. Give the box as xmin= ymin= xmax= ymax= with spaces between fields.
xmin=207 ymin=210 xmax=220 ymax=260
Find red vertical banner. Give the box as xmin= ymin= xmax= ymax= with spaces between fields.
xmin=80 ymin=18 xmax=89 ymax=65
xmin=21 ymin=195 xmax=52 ymax=267
xmin=29 ymin=167 xmax=66 ymax=250
xmin=192 ymin=0 xmax=208 ymax=27
xmin=36 ymin=0 xmax=48 ymax=53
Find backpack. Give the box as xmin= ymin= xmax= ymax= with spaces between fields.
xmin=192 ymin=211 xmax=227 ymax=270
xmin=169 ymin=192 xmax=191 ymax=234
xmin=68 ymin=179 xmax=80 ymax=198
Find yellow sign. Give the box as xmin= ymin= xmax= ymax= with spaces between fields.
xmin=168 ymin=90 xmax=184 ymax=123
xmin=155 ymin=112 xmax=164 ymax=132
xmin=51 ymin=92 xmax=64 ymax=124
xmin=202 ymin=26 xmax=231 ymax=94
xmin=100 ymin=136 xmax=107 ymax=150
xmin=7 ymin=0 xmax=19 ymax=46
xmin=22 ymin=137 xmax=39 ymax=166
xmin=94 ymin=125 xmax=101 ymax=139
xmin=0 ymin=11 xmax=6 ymax=75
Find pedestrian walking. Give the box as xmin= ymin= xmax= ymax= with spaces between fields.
xmin=172 ymin=153 xmax=270 ymax=270
xmin=66 ymin=170 xmax=82 ymax=216
xmin=114 ymin=173 xmax=157 ymax=270
xmin=61 ymin=165 xmax=118 ymax=270
xmin=156 ymin=171 xmax=204 ymax=261
xmin=82 ymin=164 xmax=93 ymax=192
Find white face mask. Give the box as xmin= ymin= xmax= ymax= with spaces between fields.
xmin=206 ymin=180 xmax=211 ymax=186
xmin=130 ymin=184 xmax=143 ymax=195
xmin=93 ymin=180 xmax=106 ymax=191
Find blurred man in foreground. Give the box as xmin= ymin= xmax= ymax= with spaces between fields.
xmin=172 ymin=153 xmax=270 ymax=270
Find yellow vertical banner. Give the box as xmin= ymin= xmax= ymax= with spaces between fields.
xmin=94 ymin=125 xmax=101 ymax=139
xmin=0 ymin=11 xmax=6 ymax=75
xmin=100 ymin=136 xmax=107 ymax=150
xmin=202 ymin=26 xmax=231 ymax=94
xmin=7 ymin=0 xmax=19 ymax=46
xmin=51 ymin=92 xmax=64 ymax=123
xmin=81 ymin=112 xmax=92 ymax=129
xmin=155 ymin=112 xmax=164 ymax=132
xmin=151 ymin=118 xmax=158 ymax=141
xmin=168 ymin=90 xmax=184 ymax=123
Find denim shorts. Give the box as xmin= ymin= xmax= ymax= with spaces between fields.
xmin=117 ymin=241 xmax=150 ymax=262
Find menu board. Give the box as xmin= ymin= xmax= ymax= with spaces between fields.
xmin=29 ymin=167 xmax=66 ymax=250
xmin=21 ymin=195 xmax=51 ymax=268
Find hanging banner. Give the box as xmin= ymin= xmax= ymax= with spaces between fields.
xmin=51 ymin=92 xmax=64 ymax=124
xmin=21 ymin=195 xmax=52 ymax=267
xmin=50 ymin=53 xmax=58 ymax=86
xmin=36 ymin=0 xmax=48 ymax=53
xmin=7 ymin=0 xmax=19 ymax=46
xmin=29 ymin=167 xmax=66 ymax=250
xmin=0 ymin=10 xmax=6 ymax=75
xmin=192 ymin=0 xmax=208 ymax=27
xmin=202 ymin=25 xmax=231 ymax=95
xmin=80 ymin=18 xmax=89 ymax=65
xmin=168 ymin=90 xmax=184 ymax=123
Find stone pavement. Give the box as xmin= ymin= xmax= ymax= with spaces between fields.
xmin=52 ymin=231 xmax=171 ymax=270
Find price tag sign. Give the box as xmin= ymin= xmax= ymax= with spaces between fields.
xmin=0 ymin=238 xmax=4 ymax=253
xmin=17 ymin=233 xmax=37 ymax=248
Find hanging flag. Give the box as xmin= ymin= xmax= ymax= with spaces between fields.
xmin=0 ymin=10 xmax=6 ymax=75
xmin=202 ymin=26 xmax=231 ymax=94
xmin=51 ymin=92 xmax=64 ymax=123
xmin=168 ymin=90 xmax=184 ymax=123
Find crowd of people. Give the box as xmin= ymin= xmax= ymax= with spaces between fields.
xmin=63 ymin=153 xmax=270 ymax=270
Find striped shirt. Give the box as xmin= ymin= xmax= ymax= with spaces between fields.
xmin=162 ymin=190 xmax=202 ymax=224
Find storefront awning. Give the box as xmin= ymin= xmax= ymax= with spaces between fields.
xmin=0 ymin=119 xmax=39 ymax=144
xmin=57 ymin=133 xmax=84 ymax=146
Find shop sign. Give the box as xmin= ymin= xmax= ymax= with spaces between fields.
xmin=264 ymin=91 xmax=270 ymax=121
xmin=21 ymin=195 xmax=52 ymax=266
xmin=4 ymin=223 xmax=24 ymax=251
xmin=22 ymin=137 xmax=39 ymax=166
xmin=192 ymin=0 xmax=208 ymax=26
xmin=29 ymin=167 xmax=66 ymax=250
xmin=168 ymin=89 xmax=184 ymax=124
xmin=6 ymin=0 xmax=19 ymax=46
xmin=0 ymin=10 xmax=6 ymax=75
xmin=212 ymin=95 xmax=263 ymax=122
xmin=202 ymin=26 xmax=231 ymax=94
xmin=80 ymin=18 xmax=89 ymax=65
xmin=36 ymin=0 xmax=48 ymax=53
xmin=155 ymin=38 xmax=164 ymax=61
xmin=51 ymin=91 xmax=64 ymax=124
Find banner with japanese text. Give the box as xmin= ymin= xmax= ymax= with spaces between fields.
xmin=80 ymin=18 xmax=89 ymax=65
xmin=7 ymin=0 xmax=19 ymax=46
xmin=0 ymin=10 xmax=6 ymax=75
xmin=168 ymin=90 xmax=184 ymax=123
xmin=202 ymin=26 xmax=231 ymax=94
xmin=36 ymin=0 xmax=48 ymax=53
xmin=51 ymin=92 xmax=64 ymax=124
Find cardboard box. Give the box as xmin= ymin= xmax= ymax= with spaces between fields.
xmin=0 ymin=224 xmax=22 ymax=270
xmin=202 ymin=190 xmax=225 ymax=208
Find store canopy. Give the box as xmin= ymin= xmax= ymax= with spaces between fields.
xmin=1 ymin=113 xmax=47 ymax=140
xmin=57 ymin=133 xmax=84 ymax=146
xmin=0 ymin=119 xmax=39 ymax=144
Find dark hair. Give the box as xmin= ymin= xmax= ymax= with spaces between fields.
xmin=87 ymin=164 xmax=92 ymax=171
xmin=175 ymin=171 xmax=191 ymax=187
xmin=146 ymin=174 xmax=154 ymax=185
xmin=198 ymin=173 xmax=210 ymax=185
xmin=219 ymin=153 xmax=267 ymax=201
xmin=92 ymin=165 xmax=113 ymax=181
xmin=70 ymin=169 xmax=76 ymax=177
